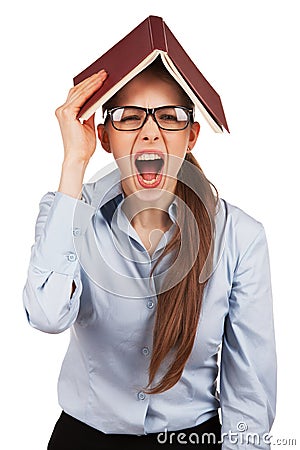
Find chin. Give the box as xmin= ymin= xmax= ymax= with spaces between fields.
xmin=133 ymin=187 xmax=168 ymax=203
xmin=122 ymin=176 xmax=176 ymax=205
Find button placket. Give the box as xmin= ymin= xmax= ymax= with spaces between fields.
xmin=73 ymin=227 xmax=81 ymax=236
xmin=66 ymin=252 xmax=77 ymax=262
xmin=142 ymin=346 xmax=150 ymax=356
xmin=146 ymin=300 xmax=154 ymax=309
xmin=137 ymin=391 xmax=146 ymax=401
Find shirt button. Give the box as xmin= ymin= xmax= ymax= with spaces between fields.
xmin=137 ymin=391 xmax=146 ymax=401
xmin=66 ymin=253 xmax=77 ymax=262
xmin=147 ymin=300 xmax=154 ymax=309
xmin=142 ymin=347 xmax=150 ymax=356
xmin=73 ymin=228 xmax=81 ymax=236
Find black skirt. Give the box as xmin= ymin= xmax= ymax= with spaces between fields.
xmin=47 ymin=410 xmax=222 ymax=450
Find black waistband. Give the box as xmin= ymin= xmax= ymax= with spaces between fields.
xmin=49 ymin=412 xmax=222 ymax=449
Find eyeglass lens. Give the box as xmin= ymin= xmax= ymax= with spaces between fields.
xmin=110 ymin=107 xmax=190 ymax=130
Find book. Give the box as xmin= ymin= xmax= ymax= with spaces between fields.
xmin=73 ymin=15 xmax=229 ymax=133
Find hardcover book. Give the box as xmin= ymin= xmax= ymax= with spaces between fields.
xmin=73 ymin=15 xmax=229 ymax=133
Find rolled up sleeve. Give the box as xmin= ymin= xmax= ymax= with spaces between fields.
xmin=23 ymin=191 xmax=95 ymax=334
xmin=220 ymin=225 xmax=277 ymax=449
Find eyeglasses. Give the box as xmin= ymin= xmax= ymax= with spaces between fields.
xmin=105 ymin=106 xmax=194 ymax=131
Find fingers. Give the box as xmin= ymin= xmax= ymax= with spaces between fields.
xmin=55 ymin=70 xmax=108 ymax=120
xmin=67 ymin=70 xmax=108 ymax=103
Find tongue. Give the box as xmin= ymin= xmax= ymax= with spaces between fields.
xmin=142 ymin=172 xmax=157 ymax=181
xmin=139 ymin=160 xmax=159 ymax=181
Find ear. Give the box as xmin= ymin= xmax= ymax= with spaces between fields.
xmin=187 ymin=121 xmax=200 ymax=152
xmin=97 ymin=124 xmax=111 ymax=153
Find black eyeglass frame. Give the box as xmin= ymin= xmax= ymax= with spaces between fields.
xmin=104 ymin=105 xmax=195 ymax=131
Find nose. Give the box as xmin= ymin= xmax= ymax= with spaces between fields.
xmin=139 ymin=114 xmax=160 ymax=141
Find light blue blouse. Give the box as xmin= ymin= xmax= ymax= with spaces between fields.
xmin=23 ymin=168 xmax=276 ymax=448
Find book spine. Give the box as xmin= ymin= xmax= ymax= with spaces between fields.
xmin=148 ymin=16 xmax=168 ymax=52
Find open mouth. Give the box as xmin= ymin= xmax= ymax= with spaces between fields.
xmin=134 ymin=152 xmax=165 ymax=187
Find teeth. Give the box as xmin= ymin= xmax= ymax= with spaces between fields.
xmin=136 ymin=153 xmax=162 ymax=161
xmin=141 ymin=174 xmax=159 ymax=185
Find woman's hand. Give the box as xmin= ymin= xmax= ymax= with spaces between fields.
xmin=56 ymin=70 xmax=108 ymax=199
xmin=55 ymin=69 xmax=108 ymax=164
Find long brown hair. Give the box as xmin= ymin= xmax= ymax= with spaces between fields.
xmin=146 ymin=152 xmax=218 ymax=393
xmin=103 ymin=57 xmax=219 ymax=394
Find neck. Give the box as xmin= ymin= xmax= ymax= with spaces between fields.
xmin=131 ymin=208 xmax=172 ymax=231
xmin=121 ymin=189 xmax=175 ymax=231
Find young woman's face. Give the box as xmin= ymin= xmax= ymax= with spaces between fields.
xmin=97 ymin=71 xmax=200 ymax=201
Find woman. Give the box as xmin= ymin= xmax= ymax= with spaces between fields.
xmin=23 ymin=57 xmax=276 ymax=449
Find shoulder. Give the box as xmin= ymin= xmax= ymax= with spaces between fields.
xmin=216 ymin=198 xmax=266 ymax=263
xmin=220 ymin=198 xmax=263 ymax=233
xmin=81 ymin=167 xmax=121 ymax=207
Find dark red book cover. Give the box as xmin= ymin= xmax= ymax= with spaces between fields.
xmin=163 ymin=24 xmax=229 ymax=133
xmin=73 ymin=16 xmax=229 ymax=133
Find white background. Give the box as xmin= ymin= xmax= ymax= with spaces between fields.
xmin=1 ymin=0 xmax=299 ymax=448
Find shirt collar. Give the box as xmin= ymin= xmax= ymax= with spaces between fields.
xmin=87 ymin=166 xmax=178 ymax=225
xmin=88 ymin=166 xmax=124 ymax=210
xmin=83 ymin=166 xmax=227 ymax=265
